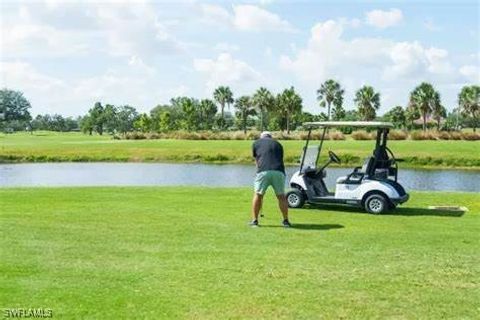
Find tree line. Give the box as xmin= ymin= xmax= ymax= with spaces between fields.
xmin=1 ymin=81 xmax=478 ymax=134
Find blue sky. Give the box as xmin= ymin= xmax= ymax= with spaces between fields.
xmin=1 ymin=0 xmax=479 ymax=117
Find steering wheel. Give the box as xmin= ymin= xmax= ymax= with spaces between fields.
xmin=328 ymin=151 xmax=341 ymax=164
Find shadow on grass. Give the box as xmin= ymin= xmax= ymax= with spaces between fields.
xmin=305 ymin=204 xmax=465 ymax=217
xmin=387 ymin=207 xmax=465 ymax=217
xmin=261 ymin=223 xmax=344 ymax=231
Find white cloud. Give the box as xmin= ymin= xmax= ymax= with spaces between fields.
xmin=459 ymin=65 xmax=480 ymax=82
xmin=1 ymin=61 xmax=67 ymax=92
xmin=1 ymin=5 xmax=91 ymax=58
xmin=258 ymin=0 xmax=275 ymax=5
xmin=214 ymin=42 xmax=240 ymax=52
xmin=92 ymin=2 xmax=183 ymax=58
xmin=0 ymin=2 xmax=183 ymax=59
xmin=280 ymin=19 xmax=467 ymax=111
xmin=280 ymin=20 xmax=390 ymax=83
xmin=200 ymin=4 xmax=295 ymax=32
xmin=385 ymin=42 xmax=454 ymax=79
xmin=128 ymin=55 xmax=155 ymax=75
xmin=233 ymin=5 xmax=295 ymax=32
xmin=193 ymin=53 xmax=261 ymax=91
xmin=365 ymin=8 xmax=403 ymax=29
xmin=200 ymin=4 xmax=232 ymax=26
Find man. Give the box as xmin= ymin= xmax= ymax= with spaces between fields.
xmin=250 ymin=131 xmax=291 ymax=228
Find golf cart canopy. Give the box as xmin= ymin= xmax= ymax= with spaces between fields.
xmin=302 ymin=121 xmax=394 ymax=129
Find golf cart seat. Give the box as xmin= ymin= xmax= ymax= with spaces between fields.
xmin=337 ymin=156 xmax=374 ymax=184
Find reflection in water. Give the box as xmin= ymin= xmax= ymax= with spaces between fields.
xmin=0 ymin=163 xmax=479 ymax=192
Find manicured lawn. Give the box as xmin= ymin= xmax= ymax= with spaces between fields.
xmin=1 ymin=187 xmax=479 ymax=319
xmin=1 ymin=131 xmax=479 ymax=168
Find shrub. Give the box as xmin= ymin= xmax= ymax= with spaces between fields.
xmin=146 ymin=132 xmax=161 ymax=139
xmin=410 ymin=131 xmax=437 ymax=140
xmin=438 ymin=131 xmax=451 ymax=140
xmin=246 ymin=131 xmax=260 ymax=140
xmin=232 ymin=132 xmax=246 ymax=140
xmin=273 ymin=132 xmax=295 ymax=140
xmin=388 ymin=130 xmax=408 ymax=140
xmin=330 ymin=131 xmax=345 ymax=140
xmin=450 ymin=131 xmax=462 ymax=140
xmin=351 ymin=131 xmax=373 ymax=140
xmin=125 ymin=132 xmax=146 ymax=140
xmin=300 ymin=131 xmax=328 ymax=140
xmin=461 ymin=132 xmax=480 ymax=141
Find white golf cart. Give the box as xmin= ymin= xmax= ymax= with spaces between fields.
xmin=286 ymin=121 xmax=409 ymax=214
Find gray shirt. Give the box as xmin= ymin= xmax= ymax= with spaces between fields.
xmin=252 ymin=137 xmax=285 ymax=174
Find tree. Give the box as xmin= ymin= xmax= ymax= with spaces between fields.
xmin=151 ymin=103 xmax=183 ymax=131
xmin=317 ymin=79 xmax=344 ymax=120
xmin=159 ymin=111 xmax=172 ymax=132
xmin=354 ymin=86 xmax=380 ymax=121
xmin=276 ymin=87 xmax=303 ymax=133
xmin=134 ymin=113 xmax=151 ymax=132
xmin=80 ymin=115 xmax=94 ymax=135
xmin=432 ymin=103 xmax=447 ymax=131
xmin=213 ymin=86 xmax=234 ymax=129
xmin=178 ymin=97 xmax=198 ymax=131
xmin=0 ymin=88 xmax=32 ymax=131
xmin=409 ymin=82 xmax=440 ymax=131
xmin=88 ymin=102 xmax=106 ymax=135
xmin=234 ymin=96 xmax=256 ymax=134
xmin=198 ymin=99 xmax=217 ymax=130
xmin=102 ymin=104 xmax=118 ymax=134
xmin=458 ymin=85 xmax=480 ymax=132
xmin=384 ymin=106 xmax=406 ymax=129
xmin=331 ymin=104 xmax=345 ymax=121
xmin=116 ymin=105 xmax=138 ymax=135
xmin=252 ymin=87 xmax=274 ymax=131
xmin=405 ymin=103 xmax=420 ymax=130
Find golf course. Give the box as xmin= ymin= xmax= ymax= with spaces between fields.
xmin=1 ymin=132 xmax=479 ymax=169
xmin=1 ymin=187 xmax=479 ymax=319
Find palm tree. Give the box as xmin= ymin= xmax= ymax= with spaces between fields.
xmin=458 ymin=85 xmax=480 ymax=132
xmin=354 ymin=86 xmax=380 ymax=121
xmin=276 ymin=87 xmax=303 ymax=134
xmin=405 ymin=102 xmax=420 ymax=130
xmin=198 ymin=99 xmax=217 ymax=130
xmin=432 ymin=103 xmax=446 ymax=131
xmin=213 ymin=86 xmax=234 ymax=129
xmin=384 ymin=106 xmax=406 ymax=129
xmin=409 ymin=82 xmax=440 ymax=132
xmin=317 ymin=79 xmax=344 ymax=120
xmin=252 ymin=87 xmax=274 ymax=131
xmin=234 ymin=96 xmax=256 ymax=134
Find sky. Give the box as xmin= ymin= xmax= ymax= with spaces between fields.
xmin=0 ymin=0 xmax=479 ymax=117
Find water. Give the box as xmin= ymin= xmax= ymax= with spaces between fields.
xmin=0 ymin=163 xmax=479 ymax=192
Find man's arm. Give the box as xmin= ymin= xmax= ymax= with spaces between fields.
xmin=252 ymin=142 xmax=258 ymax=167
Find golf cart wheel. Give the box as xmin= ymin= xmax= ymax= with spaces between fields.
xmin=365 ymin=194 xmax=387 ymax=214
xmin=287 ymin=189 xmax=305 ymax=208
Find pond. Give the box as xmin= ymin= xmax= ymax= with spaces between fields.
xmin=1 ymin=163 xmax=479 ymax=192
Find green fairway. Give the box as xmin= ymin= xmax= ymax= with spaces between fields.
xmin=1 ymin=131 xmax=479 ymax=168
xmin=1 ymin=187 xmax=479 ymax=319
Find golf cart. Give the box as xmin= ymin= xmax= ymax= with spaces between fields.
xmin=286 ymin=121 xmax=409 ymax=214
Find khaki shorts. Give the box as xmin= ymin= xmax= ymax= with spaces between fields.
xmin=254 ymin=170 xmax=286 ymax=195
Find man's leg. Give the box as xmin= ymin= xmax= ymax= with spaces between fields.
xmin=276 ymin=194 xmax=289 ymax=221
xmin=271 ymin=171 xmax=290 ymax=226
xmin=251 ymin=193 xmax=264 ymax=221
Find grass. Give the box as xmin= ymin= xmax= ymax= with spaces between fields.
xmin=1 ymin=131 xmax=480 ymax=169
xmin=1 ymin=187 xmax=479 ymax=319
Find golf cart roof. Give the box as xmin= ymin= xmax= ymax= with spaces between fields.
xmin=302 ymin=121 xmax=394 ymax=129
